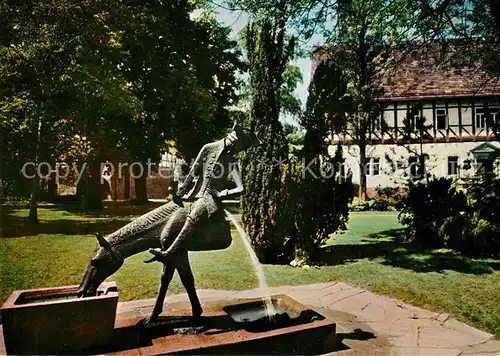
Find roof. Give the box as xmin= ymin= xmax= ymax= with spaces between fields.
xmin=311 ymin=41 xmax=500 ymax=101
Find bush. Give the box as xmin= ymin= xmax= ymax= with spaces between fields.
xmin=349 ymin=197 xmax=371 ymax=211
xmin=349 ymin=197 xmax=396 ymax=212
xmin=464 ymin=178 xmax=500 ymax=256
xmin=397 ymin=177 xmax=500 ymax=256
xmin=397 ymin=178 xmax=467 ymax=248
xmin=0 ymin=196 xmax=30 ymax=208
xmin=293 ymin=151 xmax=353 ymax=261
xmin=375 ymin=186 xmax=403 ymax=204
xmin=371 ymin=199 xmax=393 ymax=211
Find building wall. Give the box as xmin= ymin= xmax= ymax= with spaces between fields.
xmin=331 ymin=141 xmax=500 ymax=189
xmin=328 ymin=96 xmax=500 ymax=192
xmin=105 ymin=169 xmax=173 ymax=200
xmin=333 ymin=97 xmax=500 ymax=144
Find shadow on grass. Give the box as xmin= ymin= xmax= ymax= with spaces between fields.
xmin=1 ymin=209 xmax=131 ymax=238
xmin=319 ymin=228 xmax=499 ymax=275
xmin=47 ymin=200 xmax=164 ymax=218
xmin=319 ymin=228 xmax=405 ymax=265
xmin=0 ymin=201 xmax=164 ymax=238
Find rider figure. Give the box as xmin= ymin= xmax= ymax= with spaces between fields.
xmin=147 ymin=124 xmax=260 ymax=263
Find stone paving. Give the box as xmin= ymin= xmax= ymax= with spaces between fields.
xmin=117 ymin=282 xmax=500 ymax=355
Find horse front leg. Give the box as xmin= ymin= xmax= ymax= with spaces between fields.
xmin=177 ymin=250 xmax=203 ymax=319
xmin=149 ymin=262 xmax=176 ymax=322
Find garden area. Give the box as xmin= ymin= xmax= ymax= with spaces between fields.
xmin=2 ymin=0 xmax=500 ymax=353
xmin=1 ymin=202 xmax=499 ymax=338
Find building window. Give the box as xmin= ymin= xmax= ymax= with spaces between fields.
xmin=409 ymin=113 xmax=418 ymax=131
xmin=340 ymin=163 xmax=346 ymax=178
xmin=372 ymin=117 xmax=381 ymax=132
xmin=484 ymin=107 xmax=499 ymax=128
xmin=492 ymin=108 xmax=499 ymax=125
xmin=408 ymin=155 xmax=427 ymax=179
xmin=338 ymin=162 xmax=351 ymax=182
xmin=409 ymin=156 xmax=419 ymax=178
xmin=475 ymin=107 xmax=485 ymax=130
xmin=448 ymin=156 xmax=459 ymax=175
xmin=366 ymin=158 xmax=381 ymax=176
xmin=372 ymin=158 xmax=380 ymax=176
xmin=436 ymin=108 xmax=447 ymax=130
xmin=404 ymin=112 xmax=419 ymax=131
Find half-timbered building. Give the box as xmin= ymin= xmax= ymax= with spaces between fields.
xmin=313 ymin=44 xmax=500 ymax=193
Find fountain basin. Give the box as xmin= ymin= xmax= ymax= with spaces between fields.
xmin=103 ymin=294 xmax=336 ymax=354
xmin=224 ymin=295 xmax=310 ymax=332
xmin=1 ymin=282 xmax=118 ymax=355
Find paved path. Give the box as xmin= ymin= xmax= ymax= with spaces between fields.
xmin=118 ymin=282 xmax=499 ymax=355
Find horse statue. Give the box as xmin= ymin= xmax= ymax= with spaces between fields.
xmin=76 ymin=124 xmax=260 ymax=322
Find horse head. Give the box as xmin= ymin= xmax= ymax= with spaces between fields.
xmin=77 ymin=233 xmax=124 ymax=297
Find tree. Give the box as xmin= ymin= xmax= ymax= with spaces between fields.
xmin=329 ymin=0 xmax=421 ymax=199
xmin=228 ymin=0 xmax=418 ymax=199
xmin=407 ymin=0 xmax=500 ymax=139
xmin=237 ymin=64 xmax=303 ymax=120
xmin=400 ymin=103 xmax=434 ymax=182
xmin=0 ymin=0 xmax=129 ymax=216
xmin=291 ymin=55 xmax=352 ymax=262
xmin=283 ymin=122 xmax=305 ymax=158
xmin=241 ymin=18 xmax=296 ymax=263
xmin=168 ymin=11 xmax=245 ymax=160
xmin=109 ymin=5 xmax=244 ymax=202
xmin=1 ymin=0 xmax=245 ymax=211
xmin=105 ymin=0 xmax=198 ymax=203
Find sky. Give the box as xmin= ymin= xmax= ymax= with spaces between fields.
xmin=211 ymin=4 xmax=325 ymax=125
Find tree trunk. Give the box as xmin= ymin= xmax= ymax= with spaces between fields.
xmin=112 ymin=164 xmax=118 ymax=201
xmin=124 ymin=169 xmax=130 ymax=200
xmin=29 ymin=118 xmax=42 ymax=223
xmin=28 ymin=176 xmax=39 ymax=224
xmin=359 ymin=142 xmax=368 ymax=199
xmin=134 ymin=174 xmax=148 ymax=204
xmin=81 ymin=162 xmax=103 ymax=210
xmin=76 ymin=177 xmax=84 ymax=198
xmin=47 ymin=171 xmax=57 ymax=201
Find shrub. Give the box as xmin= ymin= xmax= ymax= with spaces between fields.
xmin=0 ymin=180 xmax=30 ymax=208
xmin=294 ymin=150 xmax=352 ymax=261
xmin=0 ymin=196 xmax=30 ymax=208
xmin=349 ymin=197 xmax=396 ymax=212
xmin=349 ymin=197 xmax=371 ymax=211
xmin=397 ymin=178 xmax=467 ymax=248
xmin=371 ymin=199 xmax=393 ymax=211
xmin=375 ymin=186 xmax=403 ymax=205
xmin=464 ymin=178 xmax=500 ymax=256
xmin=397 ymin=177 xmax=500 ymax=256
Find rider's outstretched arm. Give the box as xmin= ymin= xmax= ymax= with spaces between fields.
xmin=217 ymin=160 xmax=244 ymax=198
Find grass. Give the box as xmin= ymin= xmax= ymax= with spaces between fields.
xmin=1 ymin=203 xmax=499 ymax=338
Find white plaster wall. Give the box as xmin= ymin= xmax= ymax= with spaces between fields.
xmin=332 ymin=141 xmax=500 ymax=188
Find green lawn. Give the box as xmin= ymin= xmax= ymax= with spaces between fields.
xmin=1 ymin=203 xmax=499 ymax=338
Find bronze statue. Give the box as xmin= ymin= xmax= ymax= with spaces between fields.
xmin=77 ymin=124 xmax=260 ymax=322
